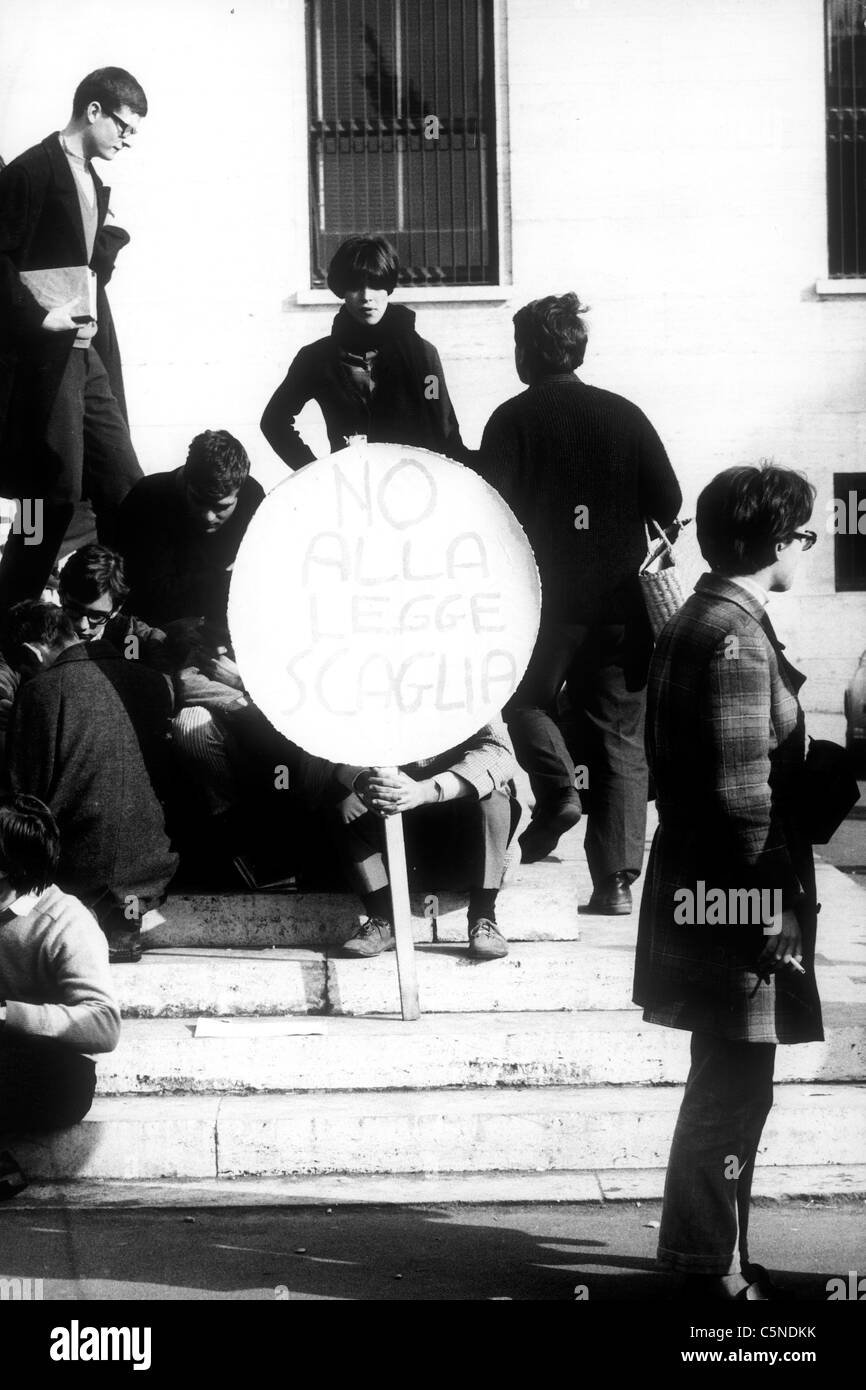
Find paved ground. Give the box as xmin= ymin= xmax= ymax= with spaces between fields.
xmin=1 ymin=1197 xmax=863 ymax=1301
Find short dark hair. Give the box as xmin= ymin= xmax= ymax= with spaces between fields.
xmin=696 ymin=463 xmax=816 ymax=575
xmin=513 ymin=293 xmax=589 ymax=377
xmin=184 ymin=430 xmax=250 ymax=500
xmin=0 ymin=795 xmax=60 ymax=894
xmin=3 ymin=601 xmax=76 ymax=669
xmin=59 ymin=544 xmax=128 ymax=607
xmin=72 ymin=67 xmax=148 ymax=119
xmin=327 ymin=235 xmax=400 ymax=298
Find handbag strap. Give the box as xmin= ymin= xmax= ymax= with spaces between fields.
xmin=642 ymin=517 xmax=675 ymax=570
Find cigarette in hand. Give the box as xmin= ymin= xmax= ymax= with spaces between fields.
xmin=788 ymin=958 xmax=806 ymax=974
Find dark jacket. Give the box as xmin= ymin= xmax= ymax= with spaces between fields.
xmin=260 ymin=303 xmax=468 ymax=467
xmin=6 ymin=641 xmax=178 ymax=909
xmin=632 ymin=574 xmax=822 ymax=1044
xmin=0 ymin=134 xmax=129 ymax=495
xmin=115 ymin=468 xmax=265 ymax=627
xmin=476 ymin=375 xmax=682 ymax=624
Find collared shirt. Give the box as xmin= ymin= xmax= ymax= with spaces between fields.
xmin=0 ymin=891 xmax=39 ymax=926
xmin=725 ymin=574 xmax=769 ymax=608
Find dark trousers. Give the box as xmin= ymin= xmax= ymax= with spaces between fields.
xmin=657 ymin=1033 xmax=776 ymax=1275
xmin=0 ymin=347 xmax=142 ymax=607
xmin=0 ymin=1034 xmax=96 ymax=1134
xmin=341 ymin=789 xmax=520 ymax=895
xmin=504 ymin=618 xmax=651 ymax=883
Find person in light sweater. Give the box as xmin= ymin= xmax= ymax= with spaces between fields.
xmin=0 ymin=793 xmax=120 ymax=1199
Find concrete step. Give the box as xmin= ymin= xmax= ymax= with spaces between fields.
xmin=12 ymin=1084 xmax=866 ymax=1182
xmin=115 ymin=942 xmax=639 ymax=1016
xmin=100 ymin=1005 xmax=866 ymax=1094
xmin=118 ymin=929 xmax=866 ymax=1018
xmin=152 ymin=867 xmax=590 ymax=949
xmin=14 ymin=1164 xmax=866 ymax=1207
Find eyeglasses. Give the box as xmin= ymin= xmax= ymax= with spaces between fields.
xmin=107 ymin=110 xmax=136 ymax=140
xmin=788 ymin=530 xmax=817 ymax=551
xmin=60 ymin=596 xmax=115 ymax=628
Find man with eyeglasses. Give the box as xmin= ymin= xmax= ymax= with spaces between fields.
xmin=0 ymin=67 xmax=148 ymax=611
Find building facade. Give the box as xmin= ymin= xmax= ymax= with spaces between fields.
xmin=1 ymin=0 xmax=863 ymax=715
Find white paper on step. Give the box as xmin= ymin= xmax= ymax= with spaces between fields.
xmin=193 ymin=1018 xmax=327 ymax=1038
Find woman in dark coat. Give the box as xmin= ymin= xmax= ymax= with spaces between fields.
xmin=260 ymin=235 xmax=467 ymax=468
xmin=633 ymin=463 xmax=821 ymax=1299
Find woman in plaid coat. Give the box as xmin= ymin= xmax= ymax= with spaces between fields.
xmin=633 ymin=463 xmax=820 ymax=1299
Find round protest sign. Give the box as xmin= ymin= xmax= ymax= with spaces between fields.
xmin=228 ymin=442 xmax=541 ymax=767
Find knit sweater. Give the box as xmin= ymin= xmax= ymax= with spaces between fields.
xmin=0 ymin=884 xmax=120 ymax=1055
xmin=477 ymin=375 xmax=682 ymax=624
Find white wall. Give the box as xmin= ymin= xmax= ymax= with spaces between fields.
xmin=1 ymin=0 xmax=863 ymax=711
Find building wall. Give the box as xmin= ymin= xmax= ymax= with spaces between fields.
xmin=1 ymin=0 xmax=863 ymax=713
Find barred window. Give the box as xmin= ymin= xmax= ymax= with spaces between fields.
xmin=826 ymin=0 xmax=866 ymax=276
xmin=307 ymin=0 xmax=498 ymax=287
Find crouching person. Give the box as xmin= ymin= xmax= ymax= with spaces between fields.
xmin=0 ymin=795 xmax=120 ymax=1200
xmin=335 ymin=722 xmax=521 ymax=960
xmin=3 ymin=602 xmax=178 ymax=963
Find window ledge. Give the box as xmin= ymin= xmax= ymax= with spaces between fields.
xmin=815 ymin=278 xmax=866 ymax=297
xmin=294 ymin=285 xmax=513 ymax=307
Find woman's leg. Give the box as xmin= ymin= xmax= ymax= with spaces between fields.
xmin=658 ymin=1032 xmax=776 ymax=1282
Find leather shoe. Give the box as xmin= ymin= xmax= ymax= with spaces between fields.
xmin=518 ymin=792 xmax=582 ymax=863
xmin=578 ymin=871 xmax=633 ymax=915
xmin=341 ymin=916 xmax=396 ymax=957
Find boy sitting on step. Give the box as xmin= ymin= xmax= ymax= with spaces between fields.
xmin=0 ymin=794 xmax=120 ymax=1201
xmin=334 ymin=722 xmax=521 ymax=961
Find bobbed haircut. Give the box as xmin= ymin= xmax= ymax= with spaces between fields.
xmin=327 ymin=235 xmax=400 ymax=298
xmin=72 ymin=67 xmax=148 ymax=119
xmin=513 ymin=293 xmax=589 ymax=377
xmin=0 ymin=794 xmax=60 ymax=894
xmin=3 ymin=601 xmax=76 ymax=668
xmin=59 ymin=544 xmax=128 ymax=607
xmin=184 ymin=430 xmax=250 ymax=500
xmin=696 ymin=463 xmax=816 ymax=575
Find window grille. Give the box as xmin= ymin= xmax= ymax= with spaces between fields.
xmin=834 ymin=472 xmax=866 ymax=591
xmin=307 ymin=0 xmax=498 ymax=286
xmin=826 ymin=0 xmax=866 ymax=276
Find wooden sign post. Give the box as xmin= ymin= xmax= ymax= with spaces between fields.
xmin=228 ymin=441 xmax=540 ymax=1021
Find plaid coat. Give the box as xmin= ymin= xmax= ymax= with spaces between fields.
xmin=633 ymin=573 xmax=823 ymax=1044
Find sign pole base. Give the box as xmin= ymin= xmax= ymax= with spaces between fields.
xmin=383 ymin=809 xmax=421 ymax=1022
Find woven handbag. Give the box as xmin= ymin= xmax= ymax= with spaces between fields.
xmin=639 ymin=518 xmax=687 ymax=638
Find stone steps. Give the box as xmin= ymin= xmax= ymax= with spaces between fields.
xmin=115 ymin=931 xmax=866 ymax=1018
xmin=12 ymin=1084 xmax=866 ymax=1182
xmin=99 ymin=1007 xmax=866 ymax=1094
xmin=11 ymin=801 xmax=865 ymax=1197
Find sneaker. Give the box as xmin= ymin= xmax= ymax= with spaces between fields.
xmin=468 ymin=918 xmax=509 ymax=960
xmin=518 ymin=791 xmax=582 ymax=863
xmin=0 ymin=1150 xmax=28 ymax=1202
xmin=105 ymin=928 xmax=143 ymax=964
xmin=341 ymin=916 xmax=396 ymax=957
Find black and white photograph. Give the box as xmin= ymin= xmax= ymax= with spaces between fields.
xmin=0 ymin=0 xmax=864 ymax=1362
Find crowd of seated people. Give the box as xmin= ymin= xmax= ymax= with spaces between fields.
xmin=0 ymin=238 xmax=683 ymax=979
xmin=0 ymin=414 xmax=522 ymax=964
